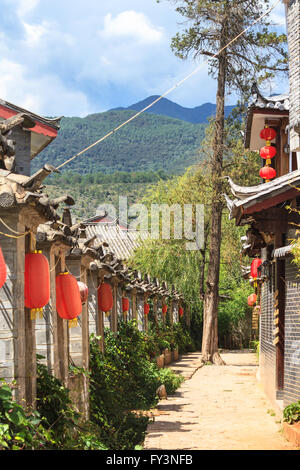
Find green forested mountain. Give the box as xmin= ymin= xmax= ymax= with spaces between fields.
xmin=33 ymin=110 xmax=207 ymax=174
xmin=44 ymin=170 xmax=169 ymax=221
xmin=114 ymin=96 xmax=235 ymax=124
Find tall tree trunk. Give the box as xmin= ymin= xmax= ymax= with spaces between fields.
xmin=201 ymin=34 xmax=227 ymax=365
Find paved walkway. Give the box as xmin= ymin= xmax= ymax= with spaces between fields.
xmin=144 ymin=351 xmax=298 ymax=450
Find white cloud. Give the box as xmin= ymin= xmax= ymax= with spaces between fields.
xmin=22 ymin=21 xmax=50 ymax=45
xmin=0 ymin=59 xmax=90 ymax=117
xmin=17 ymin=0 xmax=40 ymax=19
xmin=270 ymin=12 xmax=286 ymax=26
xmin=101 ymin=11 xmax=164 ymax=44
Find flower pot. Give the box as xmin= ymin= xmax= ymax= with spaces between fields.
xmin=172 ymin=347 xmax=179 ymax=362
xmin=164 ymin=348 xmax=172 ymax=365
xmin=283 ymin=422 xmax=300 ymax=447
xmin=156 ymin=354 xmax=165 ymax=369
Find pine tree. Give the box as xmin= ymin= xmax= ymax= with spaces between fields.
xmin=162 ymin=0 xmax=288 ymax=364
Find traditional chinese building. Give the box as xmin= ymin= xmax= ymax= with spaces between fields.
xmin=225 ymin=0 xmax=300 ymax=410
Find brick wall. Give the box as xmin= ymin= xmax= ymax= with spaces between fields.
xmin=287 ymin=0 xmax=300 ymax=152
xmin=259 ymin=278 xmax=277 ymax=404
xmin=284 ymin=258 xmax=300 ymax=405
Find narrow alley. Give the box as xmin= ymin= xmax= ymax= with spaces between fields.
xmin=144 ymin=352 xmax=298 ymax=450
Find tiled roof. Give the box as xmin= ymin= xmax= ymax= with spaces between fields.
xmin=245 ymin=83 xmax=289 ymax=149
xmin=224 ymin=169 xmax=300 ymax=220
xmin=248 ymin=85 xmax=289 ymax=111
xmin=85 ymin=223 xmax=145 ymax=261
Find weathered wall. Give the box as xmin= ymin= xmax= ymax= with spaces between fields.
xmin=35 ymin=247 xmax=55 ymax=375
xmin=0 ymin=211 xmax=28 ymax=404
xmin=87 ymin=271 xmax=98 ymax=335
xmin=259 ymin=277 xmax=277 ymax=405
xmin=11 ymin=127 xmax=31 ymax=176
xmin=284 ymin=258 xmax=300 ymax=405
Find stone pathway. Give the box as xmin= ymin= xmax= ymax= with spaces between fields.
xmin=144 ymin=350 xmax=298 ymax=450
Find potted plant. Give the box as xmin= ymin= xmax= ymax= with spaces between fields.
xmin=283 ymin=401 xmax=300 ymax=447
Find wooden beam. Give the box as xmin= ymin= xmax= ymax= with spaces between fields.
xmin=131 ymin=290 xmax=137 ymax=321
xmin=81 ymin=267 xmax=89 ymax=370
xmin=153 ymin=296 xmax=158 ymax=324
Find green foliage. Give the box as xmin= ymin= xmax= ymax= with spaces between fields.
xmin=36 ymin=358 xmax=109 ymax=450
xmin=144 ymin=321 xmax=195 ymax=357
xmin=218 ymin=281 xmax=253 ymax=349
xmin=89 ymin=321 xmax=184 ymax=449
xmin=250 ymin=340 xmax=260 ymax=359
xmin=36 ymin=360 xmax=80 ymax=443
xmin=0 ymin=379 xmax=54 ymax=450
xmin=33 ymin=111 xmax=207 ymax=175
xmin=44 ymin=170 xmax=170 ymax=221
xmin=283 ymin=401 xmax=300 ymax=425
xmin=168 ymin=0 xmax=287 ymax=96
xmin=156 ymin=368 xmax=183 ymax=395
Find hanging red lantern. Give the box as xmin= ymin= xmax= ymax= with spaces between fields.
xmin=179 ymin=307 xmax=184 ymax=317
xmin=260 ymin=146 xmax=276 ymax=160
xmin=25 ymin=251 xmax=50 ymax=318
xmin=0 ymin=246 xmax=7 ymax=288
xmin=98 ymin=282 xmax=113 ymax=313
xmin=122 ymin=297 xmax=129 ymax=313
xmin=78 ymin=281 xmax=88 ymax=304
xmin=56 ymin=273 xmax=82 ymax=320
xmin=260 ymin=166 xmax=276 ymax=181
xmin=260 ymin=127 xmax=277 ymax=141
xmin=247 ymin=294 xmax=257 ymax=306
xmin=162 ymin=304 xmax=168 ymax=314
xmin=144 ymin=303 xmax=150 ymax=315
xmin=250 ymin=259 xmax=262 ymax=279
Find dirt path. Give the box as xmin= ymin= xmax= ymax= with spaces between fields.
xmin=144 ymin=351 xmax=298 ymax=450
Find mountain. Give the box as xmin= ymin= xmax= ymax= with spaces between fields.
xmin=32 ymin=110 xmax=207 ymax=175
xmin=113 ymin=96 xmax=236 ymax=124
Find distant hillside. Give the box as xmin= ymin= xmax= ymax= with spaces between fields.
xmin=32 ymin=110 xmax=207 ymax=175
xmin=113 ymin=96 xmax=236 ymax=124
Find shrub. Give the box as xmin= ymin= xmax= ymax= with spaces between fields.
xmin=89 ymin=320 xmax=184 ymax=449
xmin=157 ymin=368 xmax=184 ymax=395
xmin=36 ymin=359 xmax=80 ymax=444
xmin=283 ymin=401 xmax=300 ymax=425
xmin=0 ymin=379 xmax=54 ymax=450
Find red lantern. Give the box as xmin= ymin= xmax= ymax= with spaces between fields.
xmin=0 ymin=246 xmax=7 ymax=288
xmin=260 ymin=166 xmax=276 ymax=181
xmin=78 ymin=281 xmax=88 ymax=304
xmin=162 ymin=304 xmax=168 ymax=314
xmin=250 ymin=259 xmax=262 ymax=279
xmin=247 ymin=294 xmax=257 ymax=306
xmin=25 ymin=252 xmax=50 ymax=313
xmin=56 ymin=273 xmax=82 ymax=320
xmin=122 ymin=297 xmax=129 ymax=313
xmin=260 ymin=146 xmax=276 ymax=160
xmin=98 ymin=283 xmax=113 ymax=312
xmin=144 ymin=303 xmax=150 ymax=315
xmin=179 ymin=307 xmax=184 ymax=317
xmin=260 ymin=127 xmax=277 ymax=141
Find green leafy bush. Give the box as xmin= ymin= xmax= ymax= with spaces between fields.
xmin=0 ymin=379 xmax=54 ymax=450
xmin=36 ymin=358 xmax=107 ymax=450
xmin=283 ymin=401 xmax=300 ymax=424
xmin=36 ymin=359 xmax=80 ymax=443
xmin=89 ymin=320 xmax=184 ymax=449
xmin=156 ymin=368 xmax=184 ymax=395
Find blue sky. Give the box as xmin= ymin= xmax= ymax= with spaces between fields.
xmin=0 ymin=0 xmax=287 ymax=117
